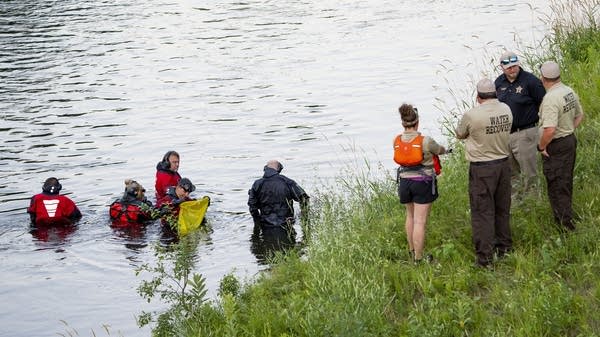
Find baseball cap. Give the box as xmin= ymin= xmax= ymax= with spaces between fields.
xmin=499 ymin=51 xmax=520 ymax=69
xmin=539 ymin=61 xmax=560 ymax=78
xmin=476 ymin=78 xmax=496 ymax=94
xmin=178 ymin=178 xmax=196 ymax=193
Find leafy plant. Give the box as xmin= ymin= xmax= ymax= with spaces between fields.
xmin=218 ymin=272 xmax=241 ymax=298
xmin=136 ymin=231 xmax=209 ymax=335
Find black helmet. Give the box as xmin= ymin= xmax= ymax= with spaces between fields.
xmin=42 ymin=177 xmax=62 ymax=195
xmin=178 ymin=178 xmax=195 ymax=193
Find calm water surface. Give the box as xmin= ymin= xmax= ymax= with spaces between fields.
xmin=1 ymin=0 xmax=549 ymax=336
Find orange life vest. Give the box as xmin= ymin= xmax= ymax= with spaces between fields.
xmin=393 ymin=134 xmax=424 ymax=167
xmin=394 ymin=134 xmax=442 ymax=175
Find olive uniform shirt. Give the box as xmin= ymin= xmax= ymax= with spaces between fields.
xmin=538 ymin=82 xmax=584 ymax=139
xmin=456 ymin=99 xmax=513 ymax=162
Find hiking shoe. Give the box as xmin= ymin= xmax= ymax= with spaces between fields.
xmin=494 ymin=248 xmax=511 ymax=260
xmin=473 ymin=261 xmax=493 ymax=270
xmin=414 ymin=253 xmax=434 ymax=265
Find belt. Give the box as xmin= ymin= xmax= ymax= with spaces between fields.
xmin=470 ymin=157 xmax=508 ymax=167
xmin=549 ymin=133 xmax=575 ymax=144
xmin=510 ymin=122 xmax=536 ymax=134
xmin=404 ymin=176 xmax=434 ymax=182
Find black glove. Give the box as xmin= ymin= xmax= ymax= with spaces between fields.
xmin=158 ymin=205 xmax=172 ymax=216
xmin=171 ymin=198 xmax=185 ymax=207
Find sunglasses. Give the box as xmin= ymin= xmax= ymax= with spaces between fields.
xmin=179 ymin=185 xmax=192 ymax=193
xmin=500 ymin=56 xmax=518 ymax=65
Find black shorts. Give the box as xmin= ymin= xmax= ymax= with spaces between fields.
xmin=398 ymin=177 xmax=438 ymax=204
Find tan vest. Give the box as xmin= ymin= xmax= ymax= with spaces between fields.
xmin=539 ymin=82 xmax=584 ymax=139
xmin=456 ymin=99 xmax=512 ymax=162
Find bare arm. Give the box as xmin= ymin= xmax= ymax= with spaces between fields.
xmin=538 ymin=127 xmax=556 ymax=157
xmin=574 ymin=113 xmax=584 ymax=129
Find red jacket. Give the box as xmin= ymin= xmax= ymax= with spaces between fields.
xmin=109 ymin=199 xmax=153 ymax=228
xmin=155 ymin=162 xmax=181 ymax=204
xmin=156 ymin=186 xmax=193 ymax=222
xmin=27 ymin=193 xmax=82 ymax=226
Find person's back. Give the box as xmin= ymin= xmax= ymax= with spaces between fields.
xmin=455 ymin=79 xmax=513 ymax=268
xmin=393 ymin=104 xmax=447 ymax=264
xmin=28 ymin=177 xmax=81 ymax=226
xmin=458 ymin=99 xmax=512 ymax=162
xmin=248 ymin=160 xmax=309 ymax=229
xmin=109 ymin=179 xmax=153 ymax=227
xmin=252 ymin=169 xmax=296 ymax=226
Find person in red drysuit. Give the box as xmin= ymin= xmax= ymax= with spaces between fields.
xmin=109 ymin=179 xmax=154 ymax=227
xmin=155 ymin=150 xmax=182 ymax=205
xmin=27 ymin=177 xmax=82 ymax=226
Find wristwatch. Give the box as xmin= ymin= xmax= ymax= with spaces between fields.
xmin=537 ymin=144 xmax=545 ymax=152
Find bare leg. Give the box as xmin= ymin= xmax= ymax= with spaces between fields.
xmin=404 ymin=203 xmax=415 ymax=254
xmin=412 ymin=203 xmax=432 ymax=260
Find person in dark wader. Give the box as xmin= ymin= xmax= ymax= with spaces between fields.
xmin=248 ymin=160 xmax=310 ymax=261
xmin=109 ymin=179 xmax=154 ymax=228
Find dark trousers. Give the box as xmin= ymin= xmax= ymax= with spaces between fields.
xmin=251 ymin=222 xmax=296 ymax=263
xmin=542 ymin=134 xmax=577 ymax=230
xmin=469 ymin=158 xmax=512 ymax=266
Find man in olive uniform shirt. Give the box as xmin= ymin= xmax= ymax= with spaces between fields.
xmin=537 ymin=61 xmax=584 ymax=231
xmin=456 ymin=78 xmax=513 ymax=267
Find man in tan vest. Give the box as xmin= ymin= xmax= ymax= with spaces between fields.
xmin=456 ymin=78 xmax=513 ymax=268
xmin=537 ymin=61 xmax=584 ymax=231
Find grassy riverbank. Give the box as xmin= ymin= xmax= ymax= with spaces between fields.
xmin=146 ymin=2 xmax=600 ymax=336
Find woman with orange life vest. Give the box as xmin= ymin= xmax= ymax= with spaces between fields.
xmin=394 ymin=104 xmax=448 ymax=263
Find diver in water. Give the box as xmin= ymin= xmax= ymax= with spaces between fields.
xmin=27 ymin=177 xmax=82 ymax=226
xmin=109 ymin=179 xmax=154 ymax=227
xmin=154 ymin=150 xmax=182 ymax=204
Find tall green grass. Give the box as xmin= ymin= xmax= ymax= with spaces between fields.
xmin=145 ymin=2 xmax=600 ymax=336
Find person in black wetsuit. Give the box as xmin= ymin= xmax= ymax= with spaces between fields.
xmin=248 ymin=160 xmax=309 ymax=258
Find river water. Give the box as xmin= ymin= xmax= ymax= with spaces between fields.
xmin=1 ymin=0 xmax=551 ymax=336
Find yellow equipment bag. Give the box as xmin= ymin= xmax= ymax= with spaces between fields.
xmin=177 ymin=196 xmax=210 ymax=236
